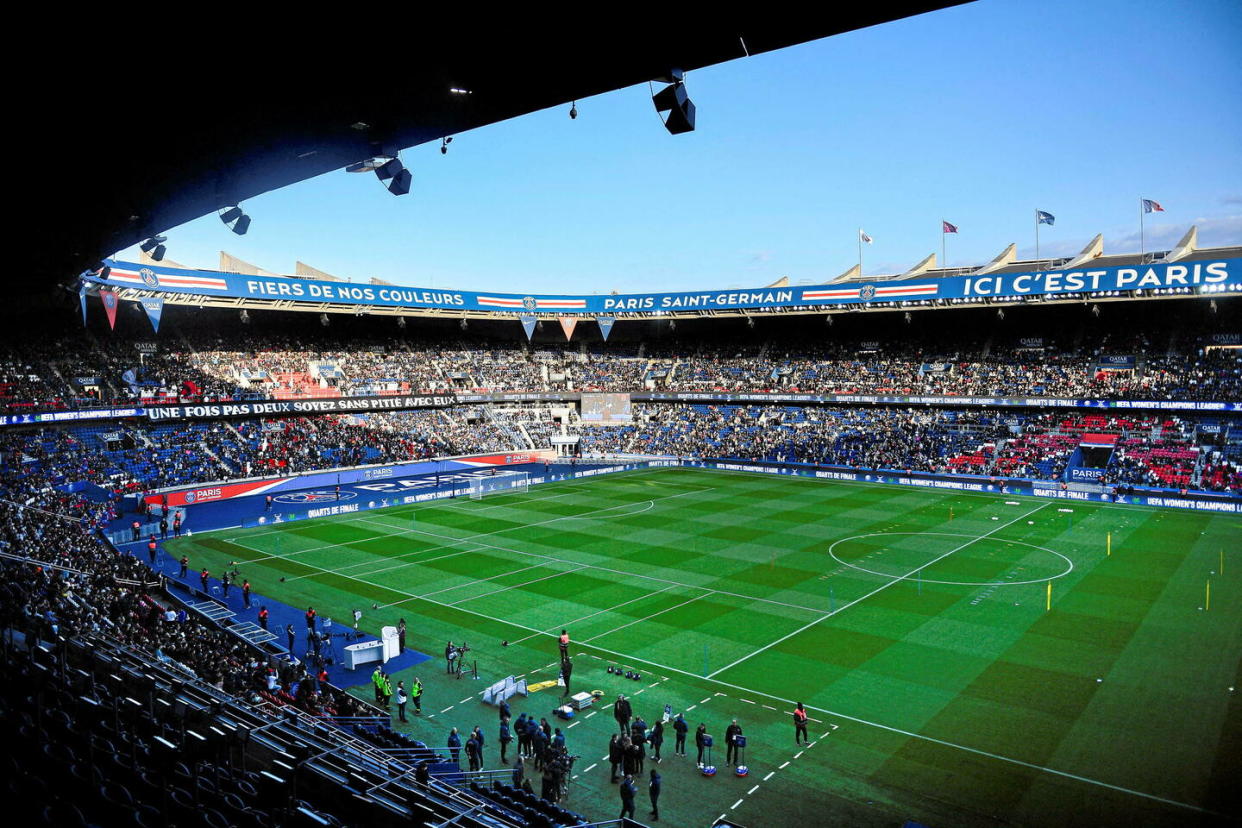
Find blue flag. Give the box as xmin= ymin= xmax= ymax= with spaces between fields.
xmin=597 ymin=316 xmax=615 ymax=341
xmin=520 ymin=314 xmax=537 ymax=341
xmin=1036 ymin=210 xmax=1055 ymax=226
xmin=140 ymin=297 xmax=164 ymax=333
xmin=79 ymin=283 xmax=88 ymax=326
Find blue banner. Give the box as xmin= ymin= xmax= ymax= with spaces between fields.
xmin=93 ymin=257 xmax=1242 ymax=316
xmin=79 ymin=283 xmax=88 ymax=326
xmin=597 ymin=316 xmax=615 ymax=341
xmin=520 ymin=314 xmax=536 ymax=340
xmin=140 ymin=297 xmax=164 ymax=333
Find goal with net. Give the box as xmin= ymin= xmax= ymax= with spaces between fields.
xmin=467 ymin=470 xmax=531 ymax=500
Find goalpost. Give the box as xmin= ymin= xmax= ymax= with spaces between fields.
xmin=468 ymin=470 xmax=531 ymax=500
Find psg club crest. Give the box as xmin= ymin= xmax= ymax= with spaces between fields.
xmin=139 ymin=268 xmax=160 ymax=288
xmin=274 ymin=490 xmax=358 ymax=504
xmin=103 ymin=293 xmax=117 ymax=309
xmin=184 ymin=491 xmax=196 ymax=503
xmin=522 ymin=296 xmax=537 ymax=311
xmin=859 ymin=284 xmax=877 ymax=301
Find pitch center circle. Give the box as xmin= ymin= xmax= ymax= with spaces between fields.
xmin=827 ymin=532 xmax=1073 ymax=586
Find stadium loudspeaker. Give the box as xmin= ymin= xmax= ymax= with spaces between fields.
xmin=375 ymin=158 xmax=412 ymax=196
xmin=219 ymin=206 xmax=251 ymax=235
xmin=140 ymin=235 xmax=168 ymax=262
xmin=652 ymin=79 xmax=695 ymax=135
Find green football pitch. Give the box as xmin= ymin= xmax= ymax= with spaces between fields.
xmin=170 ymin=467 xmax=1241 ymax=827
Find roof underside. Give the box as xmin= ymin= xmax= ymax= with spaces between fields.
xmin=21 ymin=9 xmax=965 ymax=285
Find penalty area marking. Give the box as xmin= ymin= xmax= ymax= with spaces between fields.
xmin=827 ymin=532 xmax=1074 ymax=587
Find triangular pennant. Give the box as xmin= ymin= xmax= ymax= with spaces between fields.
xmin=79 ymin=283 xmax=88 ymax=327
xmin=596 ymin=316 xmax=615 ymax=341
xmin=520 ymin=314 xmax=537 ymax=341
xmin=101 ymin=289 xmax=119 ymax=330
xmin=559 ymin=317 xmax=577 ymax=341
xmin=140 ymin=297 xmax=164 ymax=333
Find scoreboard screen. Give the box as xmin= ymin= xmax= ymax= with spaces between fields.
xmin=580 ymin=393 xmax=632 ymax=423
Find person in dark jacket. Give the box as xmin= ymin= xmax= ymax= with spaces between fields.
xmin=608 ymin=733 xmax=624 ymax=783
xmin=649 ymin=768 xmax=662 ymax=821
xmin=624 ymin=738 xmax=642 ymax=777
xmin=614 ymin=694 xmax=632 ymax=734
xmin=471 ymin=726 xmax=486 ymax=768
xmin=465 ymin=735 xmax=480 ymax=772
xmin=695 ymin=724 xmax=709 ymax=767
xmin=619 ymin=775 xmax=636 ymax=819
xmin=447 ymin=728 xmax=462 ymax=764
xmin=515 ymin=713 xmax=530 ymax=757
xmin=725 ymin=719 xmax=743 ymax=766
xmin=673 ymin=714 xmax=688 ymax=756
xmin=649 ymin=720 xmax=665 ymax=762
xmin=499 ymin=716 xmax=512 ymax=764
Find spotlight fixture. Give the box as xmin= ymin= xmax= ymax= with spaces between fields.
xmin=397 ymin=316 xmax=406 ymax=329
xmin=651 ymin=69 xmax=695 ymax=135
xmin=441 ymin=136 xmax=452 ymax=155
xmin=218 ymin=205 xmax=251 ymax=236
xmin=825 ymin=315 xmax=833 ymax=326
xmin=459 ymin=318 xmax=468 ymax=330
xmin=996 ymin=308 xmax=1005 ymax=320
xmin=320 ymin=313 xmax=330 ymax=327
xmin=239 ymin=309 xmax=250 ymax=324
xmin=569 ymin=100 xmax=577 ymax=120
xmin=140 ymin=235 xmax=168 ymax=262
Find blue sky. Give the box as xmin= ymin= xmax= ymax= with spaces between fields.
xmin=118 ymin=0 xmax=1242 ymax=294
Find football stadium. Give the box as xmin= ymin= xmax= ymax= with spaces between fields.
xmin=4 ymin=7 xmax=1240 ymax=828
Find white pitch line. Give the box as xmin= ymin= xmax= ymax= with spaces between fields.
xmin=747 ymin=785 xmax=759 ymax=795
xmin=584 ymin=711 xmax=596 ymax=719
xmin=731 ymin=799 xmax=744 ymax=810
xmin=407 ymin=558 xmax=554 ymax=600
xmin=687 ymin=705 xmax=697 ymax=711
xmin=794 ymin=751 xmax=804 ymax=759
xmin=763 ymin=771 xmax=775 ymax=781
xmin=779 ymin=761 xmax=790 ymax=769
xmin=568 ymin=722 xmax=579 ymax=729
xmin=582 ymin=590 xmax=713 ymax=643
xmin=707 ymin=502 xmax=1050 ymax=678
xmin=583 ymin=763 xmax=597 ymax=774
xmin=507 ymin=584 xmax=680 ymax=646
xmin=449 ymin=565 xmax=589 ymax=606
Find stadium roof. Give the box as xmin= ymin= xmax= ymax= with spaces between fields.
xmin=21 ymin=9 xmax=965 ymax=286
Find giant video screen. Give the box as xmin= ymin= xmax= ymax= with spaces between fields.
xmin=580 ymin=393 xmax=632 ymax=423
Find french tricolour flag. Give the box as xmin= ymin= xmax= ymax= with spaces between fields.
xmin=1142 ymin=198 xmax=1165 ymax=213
